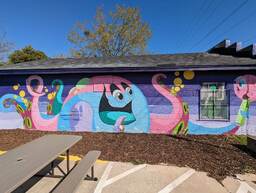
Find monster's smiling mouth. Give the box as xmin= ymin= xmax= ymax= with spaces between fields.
xmin=99 ymin=85 xmax=136 ymax=125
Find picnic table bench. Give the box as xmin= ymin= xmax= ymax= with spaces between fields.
xmin=0 ymin=134 xmax=100 ymax=193
xmin=52 ymin=150 xmax=101 ymax=193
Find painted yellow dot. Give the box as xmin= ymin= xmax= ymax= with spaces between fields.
xmin=171 ymin=89 xmax=176 ymax=95
xmin=48 ymin=93 xmax=53 ymax=100
xmin=13 ymin=95 xmax=17 ymax=99
xmin=184 ymin=71 xmax=195 ymax=80
xmin=45 ymin=88 xmax=48 ymax=93
xmin=175 ymin=71 xmax=180 ymax=76
xmin=13 ymin=85 xmax=19 ymax=90
xmin=19 ymin=90 xmax=25 ymax=97
xmin=174 ymin=86 xmax=181 ymax=92
xmin=180 ymin=84 xmax=185 ymax=88
xmin=174 ymin=78 xmax=182 ymax=86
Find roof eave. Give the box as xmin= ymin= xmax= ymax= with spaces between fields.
xmin=0 ymin=64 xmax=255 ymax=75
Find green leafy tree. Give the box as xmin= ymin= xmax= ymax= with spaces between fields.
xmin=68 ymin=5 xmax=152 ymax=57
xmin=8 ymin=45 xmax=47 ymax=64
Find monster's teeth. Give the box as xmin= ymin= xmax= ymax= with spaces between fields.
xmin=114 ymin=116 xmax=126 ymax=132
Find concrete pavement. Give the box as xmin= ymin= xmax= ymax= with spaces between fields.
xmin=20 ymin=160 xmax=256 ymax=193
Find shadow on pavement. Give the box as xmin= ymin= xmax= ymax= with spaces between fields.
xmin=12 ymin=158 xmax=64 ymax=193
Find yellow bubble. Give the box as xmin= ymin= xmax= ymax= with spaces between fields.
xmin=175 ymin=71 xmax=180 ymax=76
xmin=171 ymin=89 xmax=176 ymax=95
xmin=180 ymin=84 xmax=185 ymax=88
xmin=174 ymin=86 xmax=181 ymax=92
xmin=174 ymin=78 xmax=182 ymax=86
xmin=19 ymin=90 xmax=25 ymax=97
xmin=184 ymin=71 xmax=195 ymax=80
xmin=48 ymin=93 xmax=53 ymax=100
xmin=13 ymin=85 xmax=19 ymax=90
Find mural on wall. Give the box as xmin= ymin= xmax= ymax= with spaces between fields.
xmin=0 ymin=71 xmax=255 ymax=135
xmin=233 ymin=75 xmax=256 ymax=133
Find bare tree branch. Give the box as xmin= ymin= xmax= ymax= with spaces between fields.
xmin=0 ymin=32 xmax=13 ymax=63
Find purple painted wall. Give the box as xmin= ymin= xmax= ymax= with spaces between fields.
xmin=0 ymin=70 xmax=255 ymax=135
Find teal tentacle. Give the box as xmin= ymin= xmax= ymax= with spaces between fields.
xmin=51 ymin=79 xmax=64 ymax=115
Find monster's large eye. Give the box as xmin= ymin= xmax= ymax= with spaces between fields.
xmin=112 ymin=90 xmax=123 ymax=100
xmin=110 ymin=83 xmax=123 ymax=100
xmin=121 ymin=82 xmax=132 ymax=95
xmin=126 ymin=87 xmax=133 ymax=95
xmin=239 ymin=79 xmax=246 ymax=87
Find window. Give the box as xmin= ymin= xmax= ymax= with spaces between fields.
xmin=200 ymin=82 xmax=229 ymax=120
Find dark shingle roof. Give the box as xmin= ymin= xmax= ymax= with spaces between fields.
xmin=1 ymin=52 xmax=256 ymax=74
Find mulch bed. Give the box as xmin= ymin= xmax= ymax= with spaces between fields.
xmin=0 ymin=129 xmax=256 ymax=182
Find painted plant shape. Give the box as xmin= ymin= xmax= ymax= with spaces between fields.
xmin=0 ymin=83 xmax=35 ymax=129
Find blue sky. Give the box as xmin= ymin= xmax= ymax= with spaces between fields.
xmin=0 ymin=0 xmax=255 ymax=57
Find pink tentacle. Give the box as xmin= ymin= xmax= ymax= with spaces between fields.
xmin=150 ymin=73 xmax=183 ymax=134
xmin=26 ymin=75 xmax=45 ymax=97
xmin=26 ymin=75 xmax=58 ymax=131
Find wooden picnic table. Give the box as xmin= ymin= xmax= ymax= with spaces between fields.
xmin=0 ymin=134 xmax=82 ymax=193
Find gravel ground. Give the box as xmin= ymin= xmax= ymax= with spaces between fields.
xmin=0 ymin=129 xmax=255 ymax=181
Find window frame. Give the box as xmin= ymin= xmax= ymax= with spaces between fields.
xmin=198 ymin=82 xmax=230 ymax=121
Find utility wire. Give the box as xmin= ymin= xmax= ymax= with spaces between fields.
xmin=176 ymin=0 xmax=210 ymax=51
xmin=186 ymin=0 xmax=224 ymax=50
xmin=181 ymin=0 xmax=220 ymax=50
xmin=189 ymin=0 xmax=249 ymax=51
xmin=205 ymin=8 xmax=256 ymax=47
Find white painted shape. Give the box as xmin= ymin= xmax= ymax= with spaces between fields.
xmin=236 ymin=181 xmax=256 ymax=193
xmin=0 ymin=112 xmax=23 ymax=129
xmin=93 ymin=162 xmax=113 ymax=193
xmin=158 ymin=169 xmax=195 ymax=193
xmin=103 ymin=164 xmax=147 ymax=187
xmin=189 ymin=114 xmax=236 ymax=128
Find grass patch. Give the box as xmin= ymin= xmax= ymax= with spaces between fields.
xmin=243 ymin=165 xmax=255 ymax=173
xmin=131 ymin=159 xmax=145 ymax=165
xmin=224 ymin=135 xmax=247 ymax=145
xmin=233 ymin=135 xmax=247 ymax=145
